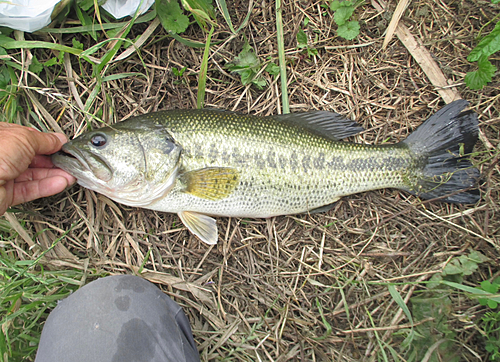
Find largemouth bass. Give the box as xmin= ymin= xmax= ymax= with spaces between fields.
xmin=52 ymin=100 xmax=480 ymax=244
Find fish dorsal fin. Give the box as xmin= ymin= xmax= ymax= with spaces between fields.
xmin=272 ymin=111 xmax=364 ymax=140
xmin=181 ymin=167 xmax=240 ymax=201
xmin=178 ymin=211 xmax=218 ymax=245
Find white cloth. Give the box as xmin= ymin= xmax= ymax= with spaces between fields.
xmin=102 ymin=0 xmax=155 ymax=19
xmin=0 ymin=0 xmax=61 ymax=32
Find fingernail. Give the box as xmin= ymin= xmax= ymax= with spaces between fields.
xmin=54 ymin=133 xmax=68 ymax=144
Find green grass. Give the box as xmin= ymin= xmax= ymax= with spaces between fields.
xmin=0 ymin=226 xmax=102 ymax=362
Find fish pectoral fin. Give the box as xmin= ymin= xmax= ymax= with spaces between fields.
xmin=178 ymin=211 xmax=218 ymax=245
xmin=181 ymin=167 xmax=239 ymax=201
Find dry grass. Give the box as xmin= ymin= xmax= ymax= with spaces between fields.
xmin=3 ymin=0 xmax=500 ymax=360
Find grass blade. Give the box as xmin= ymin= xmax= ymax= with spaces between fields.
xmin=275 ymin=0 xmax=289 ymax=114
xmin=388 ymin=284 xmax=414 ymax=326
xmin=216 ymin=0 xmax=236 ymax=33
xmin=197 ymin=26 xmax=214 ymax=109
xmin=0 ymin=37 xmax=82 ymax=56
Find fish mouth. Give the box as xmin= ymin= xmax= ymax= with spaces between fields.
xmin=52 ymin=144 xmax=113 ymax=182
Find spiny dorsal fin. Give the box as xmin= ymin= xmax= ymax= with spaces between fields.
xmin=178 ymin=211 xmax=218 ymax=245
xmin=181 ymin=167 xmax=240 ymax=201
xmin=272 ymin=111 xmax=364 ymax=140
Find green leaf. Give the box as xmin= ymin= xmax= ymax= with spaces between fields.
xmin=251 ymin=77 xmax=267 ymax=90
xmin=468 ymin=21 xmax=500 ymax=61
xmin=43 ymin=57 xmax=60 ymax=67
xmin=0 ymin=65 xmax=10 ymax=99
xmin=72 ymin=38 xmax=84 ymax=50
xmin=75 ymin=2 xmax=97 ymax=41
xmin=330 ymin=0 xmax=341 ymax=11
xmin=226 ymin=42 xmax=261 ymax=73
xmin=465 ymin=56 xmax=497 ymax=90
xmin=481 ymin=281 xmax=499 ymax=294
xmin=265 ymin=62 xmax=280 ymax=76
xmin=457 ymin=255 xmax=479 ymax=276
xmin=172 ymin=66 xmax=187 ymax=76
xmin=181 ymin=0 xmax=215 ymax=30
xmin=156 ymin=0 xmax=190 ymax=34
xmin=334 ymin=6 xmax=354 ymax=26
xmin=76 ymin=0 xmax=95 ymax=11
xmin=29 ymin=56 xmax=43 ymax=75
xmin=388 ymin=285 xmax=414 ymax=326
xmin=337 ymin=21 xmax=360 ymax=40
xmin=307 ymin=47 xmax=318 ymax=57
xmin=297 ymin=28 xmax=308 ymax=48
xmin=468 ymin=249 xmax=490 ymax=264
xmin=492 ymin=0 xmax=500 ymax=3
xmin=0 ymin=35 xmax=83 ymax=56
xmin=240 ymin=68 xmax=254 ymax=85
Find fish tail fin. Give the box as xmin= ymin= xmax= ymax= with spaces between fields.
xmin=402 ymin=100 xmax=480 ymax=203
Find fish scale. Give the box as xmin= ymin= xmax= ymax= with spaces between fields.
xmin=145 ymin=109 xmax=416 ymax=217
xmin=52 ymin=101 xmax=480 ymax=244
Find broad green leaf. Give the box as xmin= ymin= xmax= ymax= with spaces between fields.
xmin=29 ymin=56 xmax=43 ymax=75
xmin=481 ymin=280 xmax=499 ymax=294
xmin=334 ymin=6 xmax=354 ymax=26
xmin=265 ymin=62 xmax=280 ymax=76
xmin=468 ymin=21 xmax=500 ymax=61
xmin=72 ymin=38 xmax=84 ymax=50
xmin=465 ymin=56 xmax=497 ymax=90
xmin=337 ymin=21 xmax=360 ymax=40
xmin=457 ymin=255 xmax=479 ymax=276
xmin=468 ymin=249 xmax=490 ymax=263
xmin=330 ymin=0 xmax=341 ymax=11
xmin=252 ymin=77 xmax=267 ymax=90
xmin=156 ymin=0 xmax=190 ymax=34
xmin=226 ymin=42 xmax=261 ymax=72
xmin=43 ymin=57 xmax=60 ymax=67
xmin=297 ymin=28 xmax=308 ymax=47
xmin=240 ymin=68 xmax=254 ymax=85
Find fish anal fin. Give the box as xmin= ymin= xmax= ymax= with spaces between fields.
xmin=308 ymin=198 xmax=340 ymax=214
xmin=178 ymin=211 xmax=218 ymax=245
xmin=182 ymin=167 xmax=239 ymax=201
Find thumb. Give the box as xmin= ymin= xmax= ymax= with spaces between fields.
xmin=29 ymin=131 xmax=68 ymax=155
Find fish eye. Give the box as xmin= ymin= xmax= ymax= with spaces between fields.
xmin=90 ymin=133 xmax=107 ymax=148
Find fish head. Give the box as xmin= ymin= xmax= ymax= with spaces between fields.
xmin=52 ymin=117 xmax=182 ymax=207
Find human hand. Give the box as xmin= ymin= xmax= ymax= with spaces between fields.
xmin=0 ymin=122 xmax=76 ymax=216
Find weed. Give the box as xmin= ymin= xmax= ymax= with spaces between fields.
xmin=296 ymin=20 xmax=318 ymax=58
xmin=226 ymin=41 xmax=267 ymax=89
xmin=482 ymin=311 xmax=500 ymax=361
xmin=326 ymin=0 xmax=364 ymax=40
xmin=0 ymin=225 xmax=100 ymax=361
xmin=156 ymin=0 xmax=190 ymax=34
xmin=465 ymin=0 xmax=500 ymax=90
xmin=172 ymin=66 xmax=187 ymax=77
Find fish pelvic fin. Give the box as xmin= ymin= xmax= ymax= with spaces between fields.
xmin=181 ymin=167 xmax=240 ymax=201
xmin=178 ymin=211 xmax=218 ymax=245
xmin=402 ymin=100 xmax=480 ymax=203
